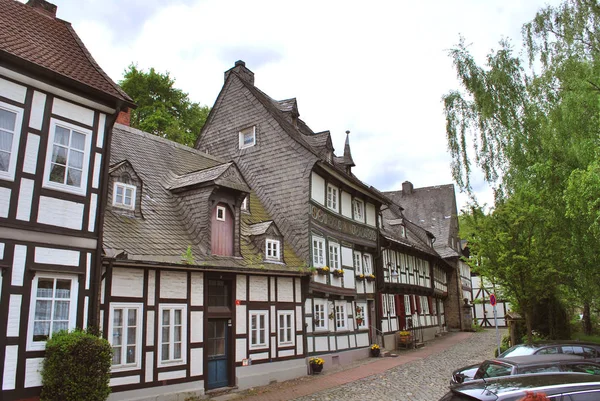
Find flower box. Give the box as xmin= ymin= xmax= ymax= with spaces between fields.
xmin=316 ymin=267 xmax=329 ymax=275
xmin=366 ymin=274 xmax=376 ymax=282
xmin=356 ymin=274 xmax=365 ymax=281
xmin=332 ymin=269 xmax=344 ymax=278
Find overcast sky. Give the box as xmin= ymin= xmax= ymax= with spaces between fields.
xmin=40 ymin=0 xmax=560 ymax=212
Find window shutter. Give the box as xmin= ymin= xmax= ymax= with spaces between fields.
xmin=378 ymin=293 xmax=384 ymax=317
xmin=410 ymin=295 xmax=415 ymax=314
xmin=415 ymin=295 xmax=421 ymax=314
xmin=394 ymin=294 xmax=405 ymax=330
xmin=428 ymin=297 xmax=433 ymax=316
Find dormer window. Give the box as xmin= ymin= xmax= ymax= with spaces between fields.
xmin=400 ymin=225 xmax=406 ymax=238
xmin=216 ymin=205 xmax=226 ymax=221
xmin=113 ymin=182 xmax=136 ymax=210
xmin=265 ymin=239 xmax=280 ymax=261
xmin=353 ymin=199 xmax=364 ymax=222
xmin=241 ymin=195 xmax=249 ymax=212
xmin=327 ymin=184 xmax=338 ymax=212
xmin=239 ymin=126 xmax=256 ymax=149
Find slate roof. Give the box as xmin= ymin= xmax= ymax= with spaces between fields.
xmin=384 ymin=184 xmax=460 ymax=259
xmin=248 ymin=221 xmax=274 ymax=236
xmin=0 ymin=0 xmax=133 ymax=104
xmin=381 ymin=202 xmax=439 ymax=257
xmin=105 ymin=123 xmax=304 ymax=272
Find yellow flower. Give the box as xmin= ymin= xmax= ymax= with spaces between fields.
xmin=371 ymin=344 xmax=380 ymax=350
xmin=399 ymin=330 xmax=410 ymax=336
xmin=309 ymin=357 xmax=324 ymax=365
xmin=321 ymin=266 xmax=330 ymax=271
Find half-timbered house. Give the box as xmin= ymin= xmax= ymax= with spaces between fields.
xmin=0 ymin=1 xmax=134 ymax=399
xmin=384 ymin=181 xmax=473 ymax=331
xmin=103 ymin=122 xmax=310 ymax=400
xmin=379 ymin=201 xmax=452 ymax=347
xmin=196 ymin=61 xmax=390 ymax=370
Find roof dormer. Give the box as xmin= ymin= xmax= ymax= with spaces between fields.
xmin=108 ymin=160 xmax=143 ymax=218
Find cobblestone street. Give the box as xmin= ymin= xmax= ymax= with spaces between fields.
xmin=292 ymin=329 xmax=504 ymax=401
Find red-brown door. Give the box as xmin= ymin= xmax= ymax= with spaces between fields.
xmin=211 ymin=203 xmax=234 ymax=256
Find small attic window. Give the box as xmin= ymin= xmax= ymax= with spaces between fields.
xmin=400 ymin=225 xmax=406 ymax=238
xmin=265 ymin=239 xmax=280 ymax=261
xmin=113 ymin=182 xmax=136 ymax=210
xmin=241 ymin=195 xmax=249 ymax=212
xmin=239 ymin=126 xmax=256 ymax=149
xmin=216 ymin=205 xmax=226 ymax=221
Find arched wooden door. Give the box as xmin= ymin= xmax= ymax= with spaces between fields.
xmin=211 ymin=203 xmax=234 ymax=256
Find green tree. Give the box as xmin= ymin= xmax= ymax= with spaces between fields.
xmin=444 ymin=0 xmax=600 ymax=338
xmin=119 ymin=64 xmax=210 ymax=146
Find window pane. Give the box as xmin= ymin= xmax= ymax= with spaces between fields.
xmin=0 ymin=130 xmax=13 ymax=152
xmin=127 ymin=327 xmax=136 ymax=345
xmin=69 ymin=150 xmax=84 ymax=169
xmin=251 ymin=315 xmax=257 ymax=330
xmin=53 ymin=301 xmax=69 ymax=320
xmin=127 ymin=309 xmax=137 ymax=327
xmin=174 ymin=343 xmax=181 ymax=359
xmin=35 ymin=300 xmax=52 ymax=320
xmin=71 ymin=131 xmax=86 ymax=151
xmin=49 ymin=163 xmax=65 ymax=183
xmin=33 ymin=322 xmax=50 ymax=341
xmin=162 ymin=326 xmax=170 ymax=342
xmin=37 ymin=279 xmax=54 ymax=298
xmin=174 ymin=326 xmax=181 ymax=342
xmin=53 ymin=321 xmax=68 ymax=333
xmin=54 ymin=126 xmax=69 ymax=145
xmin=0 ymin=150 xmax=10 ymax=172
xmin=214 ymin=339 xmax=225 ymax=356
xmin=161 ymin=344 xmax=169 ymax=361
xmin=174 ymin=310 xmax=182 ymax=325
xmin=66 ymin=168 xmax=81 ymax=187
xmin=126 ymin=346 xmax=136 ymax=364
xmin=113 ymin=327 xmax=122 ymax=346
xmin=55 ymin=280 xmax=71 ymax=298
xmin=51 ymin=145 xmax=67 ymax=164
xmin=0 ymin=109 xmax=16 ymax=131
xmin=162 ymin=310 xmax=170 ymax=325
xmin=113 ymin=309 xmax=123 ymax=327
xmin=112 ymin=346 xmax=122 ymax=365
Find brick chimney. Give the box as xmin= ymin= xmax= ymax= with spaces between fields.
xmin=402 ymin=181 xmax=414 ymax=194
xmin=26 ymin=0 xmax=57 ymax=18
xmin=224 ymin=60 xmax=254 ymax=86
xmin=116 ymin=108 xmax=131 ymax=126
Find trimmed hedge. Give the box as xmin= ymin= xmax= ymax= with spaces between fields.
xmin=41 ymin=329 xmax=112 ymax=401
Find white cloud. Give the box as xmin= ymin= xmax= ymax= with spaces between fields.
xmin=49 ymin=0 xmax=561 ymax=210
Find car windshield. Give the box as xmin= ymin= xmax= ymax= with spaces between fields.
xmin=498 ymin=345 xmax=537 ymax=358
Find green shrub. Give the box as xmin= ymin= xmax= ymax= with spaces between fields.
xmin=41 ymin=329 xmax=112 ymax=401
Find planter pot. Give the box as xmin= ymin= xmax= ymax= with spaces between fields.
xmin=398 ymin=335 xmax=413 ymax=343
xmin=356 ymin=276 xmax=365 ymax=281
xmin=310 ymin=363 xmax=323 ymax=374
xmin=370 ymin=348 xmax=381 ymax=357
xmin=366 ymin=277 xmax=375 ymax=282
xmin=332 ymin=270 xmax=344 ymax=278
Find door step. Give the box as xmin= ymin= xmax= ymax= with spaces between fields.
xmin=414 ymin=341 xmax=425 ymax=349
xmin=206 ymin=386 xmax=239 ymax=398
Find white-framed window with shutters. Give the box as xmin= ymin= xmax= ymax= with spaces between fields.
xmin=109 ymin=303 xmax=142 ymax=371
xmin=250 ymin=310 xmax=268 ymax=348
xmin=404 ymin=295 xmax=411 ymax=315
xmin=277 ymin=311 xmax=294 ymax=346
xmin=43 ymin=119 xmax=92 ymax=195
xmin=328 ymin=241 xmax=340 ymax=270
xmin=335 ymin=303 xmax=347 ymax=330
xmin=389 ymin=295 xmax=396 ymax=317
xmin=312 ymin=236 xmax=325 ymax=267
xmin=265 ymin=239 xmax=280 ymax=261
xmin=326 ymin=184 xmax=338 ymax=212
xmin=353 ymin=198 xmax=364 ymax=222
xmin=27 ymin=273 xmax=79 ymax=351
xmin=239 ymin=126 xmax=256 ymax=149
xmin=314 ymin=300 xmax=327 ymax=331
xmin=362 ymin=253 xmax=373 ymax=275
xmin=113 ymin=182 xmax=136 ymax=210
xmin=158 ymin=304 xmax=187 ymax=366
xmin=0 ymin=101 xmax=23 ymax=181
xmin=353 ymin=251 xmax=362 ymax=274
xmin=421 ymin=296 xmax=430 ymax=315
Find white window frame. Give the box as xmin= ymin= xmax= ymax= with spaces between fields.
xmin=312 ymin=236 xmax=325 ymax=267
xmin=400 ymin=225 xmax=406 ymax=238
xmin=0 ymin=101 xmax=23 ymax=182
xmin=421 ymin=296 xmax=430 ymax=315
xmin=241 ymin=195 xmax=249 ymax=211
xmin=389 ymin=295 xmax=396 ymax=317
xmin=216 ymin=205 xmax=226 ymax=221
xmin=326 ymin=184 xmax=338 ymax=212
xmin=362 ymin=253 xmax=373 ymax=275
xmin=328 ymin=241 xmax=341 ymax=271
xmin=355 ymin=303 xmax=368 ymax=329
xmin=265 ymin=239 xmax=280 ymax=261
xmin=353 ymin=198 xmax=365 ymax=222
xmin=43 ymin=118 xmax=92 ymax=196
xmin=404 ymin=295 xmax=411 ymax=315
xmin=249 ymin=310 xmax=269 ymax=349
xmin=353 ymin=251 xmax=363 ymax=274
xmin=277 ymin=311 xmax=294 ymax=346
xmin=108 ymin=303 xmax=143 ymax=371
xmin=313 ymin=300 xmax=328 ymax=331
xmin=112 ymin=182 xmax=136 ymax=210
xmin=239 ymin=126 xmax=256 ymax=149
xmin=157 ymin=304 xmax=187 ymax=367
xmin=335 ymin=303 xmax=347 ymax=330
xmin=27 ymin=273 xmax=79 ymax=351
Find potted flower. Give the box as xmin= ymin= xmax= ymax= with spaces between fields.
xmin=356 ymin=317 xmax=363 ymax=326
xmin=398 ymin=330 xmax=412 ymax=344
xmin=332 ymin=268 xmax=344 ymax=278
xmin=355 ymin=273 xmax=365 ymax=281
xmin=366 ymin=274 xmax=376 ymax=282
xmin=316 ymin=266 xmax=329 ymax=275
xmin=309 ymin=357 xmax=324 ymax=374
xmin=370 ymin=344 xmax=381 ymax=357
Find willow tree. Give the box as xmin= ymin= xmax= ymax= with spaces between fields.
xmin=445 ymin=0 xmax=600 ymax=338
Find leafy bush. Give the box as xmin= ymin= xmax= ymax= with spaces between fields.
xmin=41 ymin=329 xmax=112 ymax=401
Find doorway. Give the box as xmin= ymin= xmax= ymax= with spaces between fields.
xmin=206 ymin=319 xmax=229 ymax=389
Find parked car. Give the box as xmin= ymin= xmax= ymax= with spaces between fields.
xmin=451 ymin=342 xmax=600 ymax=385
xmin=440 ymin=373 xmax=600 ymax=400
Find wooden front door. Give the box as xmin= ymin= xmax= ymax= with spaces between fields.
xmin=206 ymin=319 xmax=229 ymax=389
xmin=211 ymin=203 xmax=233 ymax=256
